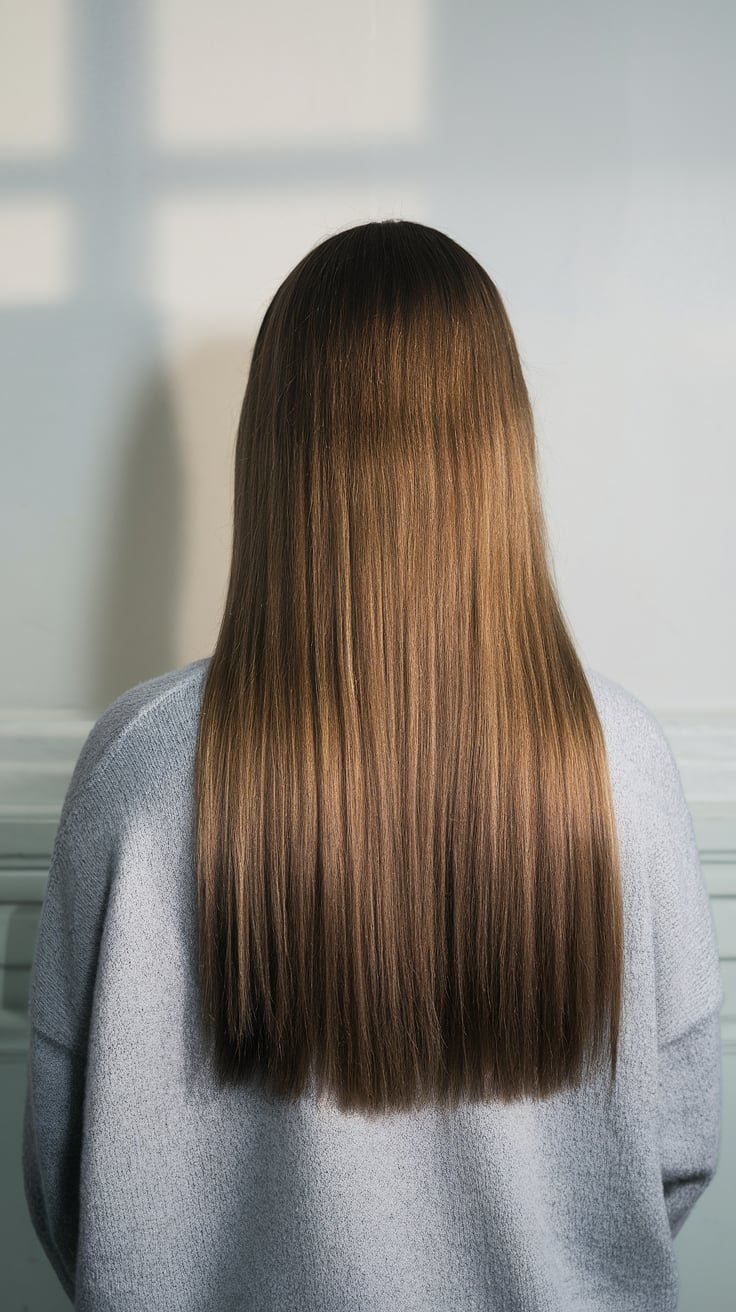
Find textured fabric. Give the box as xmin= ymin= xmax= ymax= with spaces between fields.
xmin=22 ymin=657 xmax=725 ymax=1311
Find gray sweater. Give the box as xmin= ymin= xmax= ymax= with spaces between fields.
xmin=22 ymin=657 xmax=724 ymax=1311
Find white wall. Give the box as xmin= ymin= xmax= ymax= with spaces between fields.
xmin=1 ymin=0 xmax=734 ymax=715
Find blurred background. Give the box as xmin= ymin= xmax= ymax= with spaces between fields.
xmin=0 ymin=1 xmax=734 ymax=1308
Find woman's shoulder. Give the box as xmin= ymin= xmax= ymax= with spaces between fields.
xmin=583 ymin=664 xmax=685 ymax=821
xmin=60 ymin=657 xmax=211 ymax=828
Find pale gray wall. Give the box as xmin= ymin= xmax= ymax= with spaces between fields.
xmin=1 ymin=0 xmax=734 ymax=714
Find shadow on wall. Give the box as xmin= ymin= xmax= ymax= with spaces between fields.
xmin=87 ymin=336 xmax=253 ymax=713
xmin=88 ymin=366 xmax=184 ymax=709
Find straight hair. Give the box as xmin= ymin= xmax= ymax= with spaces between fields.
xmin=194 ymin=218 xmax=624 ymax=1115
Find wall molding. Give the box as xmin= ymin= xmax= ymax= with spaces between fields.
xmin=0 ymin=717 xmax=94 ymax=859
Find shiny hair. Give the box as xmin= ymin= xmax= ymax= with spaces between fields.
xmin=194 ymin=218 xmax=624 ymax=1114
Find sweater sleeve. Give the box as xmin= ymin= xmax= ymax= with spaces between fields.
xmin=636 ymin=712 xmax=725 ymax=1234
xmin=657 ymin=1003 xmax=722 ymax=1238
xmin=26 ymin=757 xmax=118 ymax=1053
xmin=644 ymin=716 xmax=724 ymax=1048
xmin=642 ymin=717 xmax=726 ymax=1235
xmin=22 ymin=727 xmax=119 ymax=1299
xmin=22 ymin=1026 xmax=85 ymax=1304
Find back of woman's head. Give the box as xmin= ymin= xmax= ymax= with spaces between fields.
xmin=195 ymin=218 xmax=624 ymax=1115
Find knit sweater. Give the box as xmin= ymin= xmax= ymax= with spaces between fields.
xmin=22 ymin=656 xmax=724 ymax=1311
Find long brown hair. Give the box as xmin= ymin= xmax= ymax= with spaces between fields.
xmin=194 ymin=218 xmax=624 ymax=1115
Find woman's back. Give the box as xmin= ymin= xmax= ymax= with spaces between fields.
xmin=23 ymin=655 xmax=723 ymax=1311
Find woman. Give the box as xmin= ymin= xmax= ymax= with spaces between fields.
xmin=23 ymin=219 xmax=723 ymax=1310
